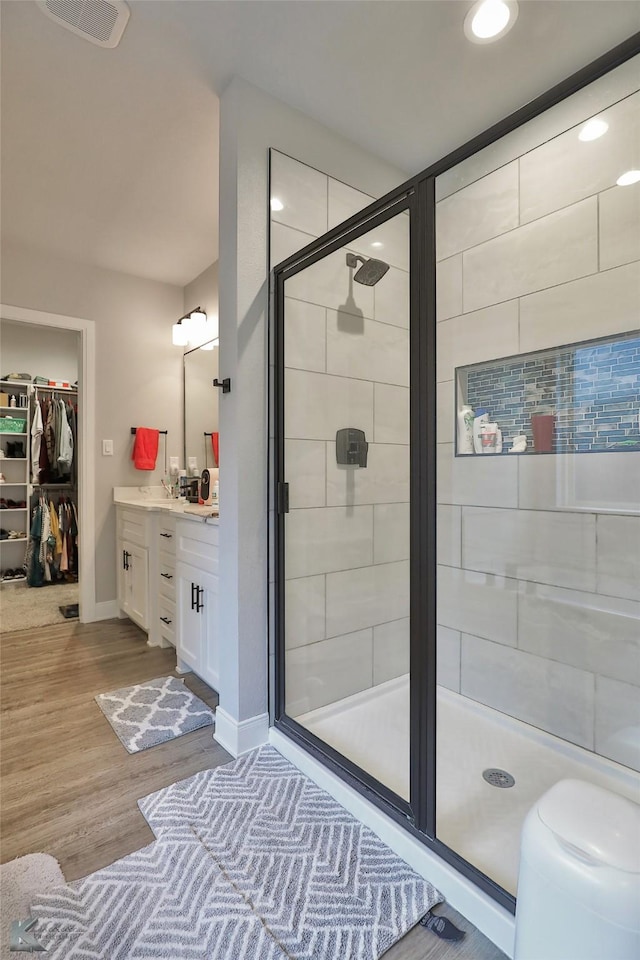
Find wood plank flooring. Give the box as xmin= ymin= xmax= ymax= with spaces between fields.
xmin=0 ymin=617 xmax=230 ymax=879
xmin=0 ymin=617 xmax=506 ymax=959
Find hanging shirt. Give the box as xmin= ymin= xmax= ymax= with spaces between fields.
xmin=58 ymin=399 xmax=73 ymax=474
xmin=31 ymin=401 xmax=43 ymax=484
xmin=44 ymin=399 xmax=56 ymax=468
xmin=49 ymin=500 xmax=62 ymax=557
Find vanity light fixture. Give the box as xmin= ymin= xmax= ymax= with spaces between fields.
xmin=172 ymin=319 xmax=189 ymax=347
xmin=172 ymin=307 xmax=208 ymax=347
xmin=616 ymin=170 xmax=640 ymax=186
xmin=200 ymin=314 xmax=219 ymax=349
xmin=464 ymin=0 xmax=518 ymax=44
xmin=578 ymin=117 xmax=609 ymax=141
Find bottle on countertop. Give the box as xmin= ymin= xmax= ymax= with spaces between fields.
xmin=9 ymin=396 xmax=16 ymax=408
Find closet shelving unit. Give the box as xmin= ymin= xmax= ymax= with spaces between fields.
xmin=0 ymin=379 xmax=31 ymax=584
xmin=0 ymin=380 xmax=78 ymax=587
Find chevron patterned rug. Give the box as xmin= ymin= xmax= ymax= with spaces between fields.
xmin=31 ymin=746 xmax=441 ymax=958
xmin=95 ymin=676 xmax=215 ymax=753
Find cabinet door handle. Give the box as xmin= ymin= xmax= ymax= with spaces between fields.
xmin=160 ymin=616 xmax=172 ymax=625
xmin=123 ymin=549 xmax=130 ymax=570
xmin=160 ymin=532 xmax=173 ymax=539
xmin=196 ymin=585 xmax=204 ymax=614
xmin=160 ymin=572 xmax=173 ymax=580
xmin=191 ymin=582 xmax=196 ymax=611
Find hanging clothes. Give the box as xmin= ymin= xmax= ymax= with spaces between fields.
xmin=58 ymin=399 xmax=73 ymax=474
xmin=26 ymin=501 xmax=45 ymax=587
xmin=44 ymin=399 xmax=56 ymax=471
xmin=31 ymin=401 xmax=43 ymax=484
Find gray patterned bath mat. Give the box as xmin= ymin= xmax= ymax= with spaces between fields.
xmin=31 ymin=746 xmax=441 ymax=959
xmin=95 ymin=676 xmax=215 ymax=753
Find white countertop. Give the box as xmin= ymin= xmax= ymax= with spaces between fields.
xmin=114 ymin=487 xmax=219 ymax=523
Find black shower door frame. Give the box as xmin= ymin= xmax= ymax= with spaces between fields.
xmin=270 ymin=33 xmax=640 ymax=915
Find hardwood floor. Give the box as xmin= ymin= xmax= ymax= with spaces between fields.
xmin=0 ymin=617 xmax=506 ymax=959
xmin=0 ymin=617 xmax=230 ymax=880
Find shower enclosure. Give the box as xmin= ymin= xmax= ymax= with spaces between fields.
xmin=271 ymin=37 xmax=640 ymax=912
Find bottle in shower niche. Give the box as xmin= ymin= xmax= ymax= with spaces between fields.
xmin=472 ymin=408 xmax=489 ymax=454
xmin=457 ymin=405 xmax=475 ymax=454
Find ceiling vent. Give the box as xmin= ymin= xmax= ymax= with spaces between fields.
xmin=36 ymin=0 xmax=130 ymax=48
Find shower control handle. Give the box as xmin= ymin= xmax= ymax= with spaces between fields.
xmin=336 ymin=428 xmax=368 ymax=467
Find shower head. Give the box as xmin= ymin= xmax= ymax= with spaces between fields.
xmin=346 ymin=252 xmax=390 ymax=286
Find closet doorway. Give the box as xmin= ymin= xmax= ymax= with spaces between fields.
xmin=0 ymin=305 xmax=96 ymax=627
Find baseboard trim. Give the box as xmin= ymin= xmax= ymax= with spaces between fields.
xmin=214 ymin=708 xmax=270 ymax=758
xmin=269 ymin=728 xmax=515 ymax=959
xmin=92 ymin=600 xmax=120 ymax=621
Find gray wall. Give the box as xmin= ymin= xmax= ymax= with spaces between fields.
xmin=183 ymin=261 xmax=219 ymax=325
xmin=1 ymin=320 xmax=79 ymax=382
xmin=1 ymin=237 xmax=184 ymax=604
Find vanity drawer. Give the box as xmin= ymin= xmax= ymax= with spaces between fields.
xmin=158 ymin=596 xmax=176 ymax=647
xmin=158 ymin=551 xmax=176 ymax=600
xmin=158 ymin=515 xmax=176 ymax=548
xmin=118 ymin=508 xmax=150 ymax=548
xmin=175 ymin=519 xmax=219 ymax=575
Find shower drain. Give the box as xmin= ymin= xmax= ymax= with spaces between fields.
xmin=482 ymin=768 xmax=515 ymax=789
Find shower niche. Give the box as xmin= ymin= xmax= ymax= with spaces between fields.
xmin=453 ymin=330 xmax=640 ymax=456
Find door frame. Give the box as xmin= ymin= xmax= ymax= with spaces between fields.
xmin=0 ymin=303 xmax=97 ymax=622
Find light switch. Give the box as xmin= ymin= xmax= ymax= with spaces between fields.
xmin=102 ymin=439 xmax=113 ymax=456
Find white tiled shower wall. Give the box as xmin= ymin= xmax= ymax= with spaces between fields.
xmin=436 ymin=89 xmax=640 ymax=770
xmin=270 ymin=151 xmax=411 ymax=717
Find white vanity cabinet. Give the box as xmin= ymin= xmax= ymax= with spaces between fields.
xmin=175 ymin=518 xmax=219 ymax=690
xmin=116 ymin=507 xmax=150 ymax=630
xmin=115 ymin=496 xmax=220 ymax=692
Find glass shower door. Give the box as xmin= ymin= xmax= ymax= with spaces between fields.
xmin=277 ymin=204 xmax=414 ymax=805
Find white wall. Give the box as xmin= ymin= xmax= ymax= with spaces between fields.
xmin=1 ymin=320 xmax=79 ymax=382
xmin=0 ymin=238 xmax=184 ymax=604
xmin=269 ymin=151 xmax=411 ymax=717
xmin=436 ymin=87 xmax=640 ymax=770
xmin=217 ymin=77 xmax=407 ymax=734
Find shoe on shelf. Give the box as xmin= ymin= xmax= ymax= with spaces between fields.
xmin=0 ymin=474 xmax=5 ymax=483
xmin=3 ymin=569 xmax=15 ymax=579
xmin=0 ymin=529 xmax=8 ymax=540
xmin=8 ymin=530 xmax=24 ymax=539
xmin=0 ymin=499 xmax=6 ymax=509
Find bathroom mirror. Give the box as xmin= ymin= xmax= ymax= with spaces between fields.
xmin=183 ymin=340 xmax=219 ymax=476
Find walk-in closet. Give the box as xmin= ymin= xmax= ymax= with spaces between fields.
xmin=0 ymin=319 xmax=81 ymax=631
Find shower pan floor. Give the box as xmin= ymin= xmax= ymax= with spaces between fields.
xmin=297 ymin=676 xmax=639 ymax=896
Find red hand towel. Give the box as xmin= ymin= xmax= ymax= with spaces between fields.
xmin=132 ymin=427 xmax=159 ymax=470
xmin=211 ymin=432 xmax=219 ymax=468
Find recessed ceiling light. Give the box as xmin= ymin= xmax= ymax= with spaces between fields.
xmin=578 ymin=117 xmax=609 ymax=142
xmin=371 ymin=241 xmax=384 ymax=249
xmin=271 ymin=197 xmax=284 ymax=212
xmin=616 ymin=170 xmax=640 ymax=187
xmin=464 ymin=0 xmax=518 ymax=44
